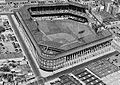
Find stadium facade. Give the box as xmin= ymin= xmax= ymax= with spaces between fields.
xmin=14 ymin=1 xmax=116 ymax=72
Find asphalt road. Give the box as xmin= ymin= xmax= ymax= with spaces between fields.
xmin=7 ymin=14 xmax=41 ymax=79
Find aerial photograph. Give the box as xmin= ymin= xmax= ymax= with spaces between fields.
xmin=1 ymin=0 xmax=120 ymax=85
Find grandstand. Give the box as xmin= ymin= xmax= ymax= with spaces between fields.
xmin=15 ymin=2 xmax=116 ymax=72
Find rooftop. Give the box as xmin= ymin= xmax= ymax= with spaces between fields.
xmin=99 ymin=11 xmax=115 ymax=20
xmin=0 ymin=15 xmax=24 ymax=60
xmin=5 ymin=0 xmax=28 ymax=2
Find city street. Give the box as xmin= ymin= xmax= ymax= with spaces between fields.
xmin=7 ymin=14 xmax=41 ymax=84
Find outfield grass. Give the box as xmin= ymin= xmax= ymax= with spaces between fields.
xmin=35 ymin=19 xmax=93 ymax=48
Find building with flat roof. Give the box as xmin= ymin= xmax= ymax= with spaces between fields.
xmin=14 ymin=2 xmax=116 ymax=72
xmin=0 ymin=0 xmax=5 ymax=3
xmin=4 ymin=0 xmax=29 ymax=5
xmin=5 ymin=0 xmax=28 ymax=3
